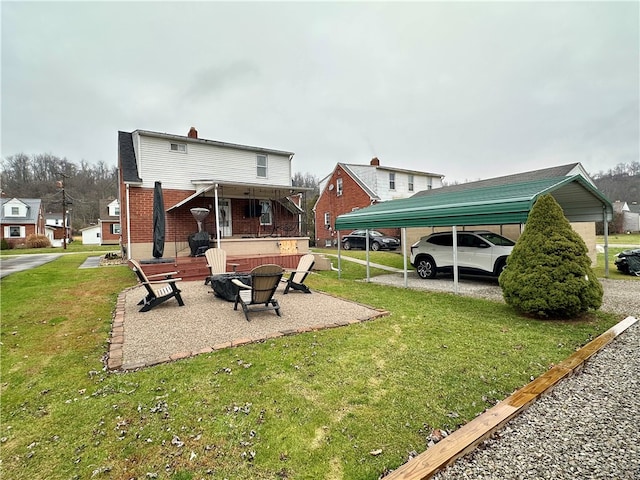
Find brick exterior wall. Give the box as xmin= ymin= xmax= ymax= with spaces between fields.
xmin=315 ymin=165 xmax=400 ymax=246
xmin=100 ymin=221 xmax=120 ymax=244
xmin=120 ymin=184 xmax=299 ymax=258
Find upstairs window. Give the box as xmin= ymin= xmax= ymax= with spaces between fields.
xmin=389 ymin=172 xmax=396 ymax=190
xmin=336 ymin=178 xmax=343 ymax=196
xmin=257 ymin=155 xmax=268 ymax=178
xmin=170 ymin=143 xmax=187 ymax=153
xmin=324 ymin=212 xmax=331 ymax=226
xmin=408 ymin=174 xmax=414 ymax=192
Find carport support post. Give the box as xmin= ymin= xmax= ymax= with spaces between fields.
xmin=402 ymin=227 xmax=408 ymax=288
xmin=365 ymin=229 xmax=371 ymax=282
xmin=337 ymin=231 xmax=342 ymax=279
xmin=452 ymin=226 xmax=459 ymax=295
xmin=603 ymin=207 xmax=609 ymax=278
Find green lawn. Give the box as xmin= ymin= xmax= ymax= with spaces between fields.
xmin=0 ymin=241 xmax=119 ymax=256
xmin=597 ymin=233 xmax=640 ymax=245
xmin=0 ymin=254 xmax=623 ymax=479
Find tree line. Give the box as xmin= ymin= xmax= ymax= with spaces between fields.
xmin=1 ymin=153 xmax=118 ymax=230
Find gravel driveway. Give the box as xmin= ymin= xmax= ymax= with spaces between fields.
xmin=369 ymin=272 xmax=640 ymax=317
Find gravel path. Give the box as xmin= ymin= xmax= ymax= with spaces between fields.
xmin=431 ymin=321 xmax=639 ymax=480
xmin=367 ymin=273 xmax=640 ymax=480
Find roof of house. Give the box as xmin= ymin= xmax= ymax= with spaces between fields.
xmin=627 ymin=202 xmax=640 ymax=214
xmin=412 ymin=163 xmax=589 ymax=197
xmin=1 ymin=198 xmax=42 ymax=224
xmin=317 ymin=161 xmax=445 ymax=208
xmin=99 ymin=198 xmax=119 ymax=220
xmin=335 ymin=169 xmax=612 ymax=230
xmin=119 ymin=131 xmax=143 ymax=184
xmin=119 ymin=129 xmax=295 ymax=184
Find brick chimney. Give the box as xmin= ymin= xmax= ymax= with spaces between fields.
xmin=370 ymin=157 xmax=380 ymax=166
xmin=188 ymin=127 xmax=198 ymax=139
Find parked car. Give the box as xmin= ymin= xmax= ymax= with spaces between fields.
xmin=341 ymin=230 xmax=400 ymax=251
xmin=614 ymin=248 xmax=640 ymax=276
xmin=410 ymin=231 xmax=515 ymax=279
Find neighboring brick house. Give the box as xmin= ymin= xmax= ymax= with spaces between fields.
xmin=1 ymin=198 xmax=45 ymax=247
xmin=118 ymin=127 xmax=311 ymax=261
xmin=313 ymin=158 xmax=444 ymax=247
xmin=99 ymin=198 xmax=121 ymax=245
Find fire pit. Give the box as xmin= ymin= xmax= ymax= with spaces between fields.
xmin=188 ymin=208 xmax=210 ymax=256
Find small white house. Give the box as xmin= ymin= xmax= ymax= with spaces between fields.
xmin=81 ymin=225 xmax=101 ymax=245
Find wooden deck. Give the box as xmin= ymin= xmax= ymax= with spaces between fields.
xmin=384 ymin=316 xmax=638 ymax=480
xmin=139 ymin=253 xmax=305 ymax=282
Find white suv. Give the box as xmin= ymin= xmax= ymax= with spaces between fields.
xmin=410 ymin=231 xmax=515 ymax=279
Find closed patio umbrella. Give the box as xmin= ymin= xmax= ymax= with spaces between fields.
xmin=152 ymin=181 xmax=165 ymax=258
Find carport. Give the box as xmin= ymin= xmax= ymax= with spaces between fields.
xmin=334 ymin=175 xmax=614 ymax=293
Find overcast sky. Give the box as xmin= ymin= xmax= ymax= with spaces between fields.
xmin=2 ymin=1 xmax=638 ymax=183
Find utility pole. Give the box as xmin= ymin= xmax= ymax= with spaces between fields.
xmin=56 ymin=176 xmax=68 ymax=250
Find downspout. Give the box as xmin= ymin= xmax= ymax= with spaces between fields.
xmin=126 ymin=183 xmax=132 ymax=260
xmin=214 ymin=184 xmax=221 ymax=248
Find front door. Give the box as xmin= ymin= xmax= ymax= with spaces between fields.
xmin=218 ymin=199 xmax=232 ymax=238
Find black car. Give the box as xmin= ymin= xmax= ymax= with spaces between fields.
xmin=341 ymin=230 xmax=400 ymax=251
xmin=614 ymin=248 xmax=640 ymax=276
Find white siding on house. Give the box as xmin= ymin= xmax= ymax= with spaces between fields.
xmin=374 ymin=169 xmax=443 ymax=201
xmin=134 ymin=134 xmax=292 ymax=189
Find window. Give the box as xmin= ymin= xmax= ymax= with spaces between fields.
xmin=170 ymin=143 xmax=187 ymax=152
xmin=389 ymin=172 xmax=396 ymax=190
xmin=111 ymin=224 xmax=121 ymax=234
xmin=259 ymin=200 xmax=272 ymax=225
xmin=9 ymin=226 xmax=21 ymax=237
xmin=114 ymin=207 xmax=120 ymax=216
xmin=408 ymin=175 xmax=414 ymax=192
xmin=325 ymin=239 xmax=332 ymax=247
xmin=427 ymin=179 xmax=432 ymax=190
xmin=324 ymin=212 xmax=331 ymax=226
xmin=257 ymin=154 xmax=267 ymax=178
xmin=336 ymin=178 xmax=343 ymax=196
xmin=11 ymin=207 xmax=19 ymax=215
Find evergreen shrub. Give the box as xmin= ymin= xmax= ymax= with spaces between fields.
xmin=0 ymin=238 xmax=10 ymax=250
xmin=499 ymin=194 xmax=603 ymax=319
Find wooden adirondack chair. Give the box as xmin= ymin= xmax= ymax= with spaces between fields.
xmin=283 ymin=253 xmax=315 ymax=294
xmin=231 ymin=264 xmax=283 ymax=321
xmin=203 ymin=248 xmax=227 ymax=285
xmin=129 ymin=259 xmax=185 ymax=312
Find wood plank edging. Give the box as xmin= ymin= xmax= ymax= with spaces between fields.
xmin=384 ymin=315 xmax=639 ymax=480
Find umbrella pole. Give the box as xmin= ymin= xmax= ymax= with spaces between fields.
xmin=214 ymin=184 xmax=221 ymax=248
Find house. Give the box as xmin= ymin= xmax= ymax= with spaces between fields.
xmin=612 ymin=200 xmax=640 ymax=233
xmin=99 ymin=198 xmax=121 ymax=245
xmin=313 ymin=158 xmax=444 ymax=247
xmin=44 ymin=213 xmax=70 ymax=247
xmin=1 ymin=198 xmax=45 ymax=247
xmin=118 ymin=127 xmax=312 ymax=267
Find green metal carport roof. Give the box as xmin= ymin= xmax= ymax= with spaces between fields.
xmin=335 ymin=175 xmax=613 ymax=231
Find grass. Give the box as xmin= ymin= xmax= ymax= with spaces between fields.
xmin=0 ymin=254 xmax=624 ymax=479
xmin=596 ymin=233 xmax=640 ymax=245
